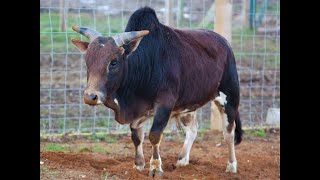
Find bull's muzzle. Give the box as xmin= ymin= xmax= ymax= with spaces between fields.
xmin=83 ymin=90 xmax=104 ymax=106
xmin=84 ymin=93 xmax=97 ymax=105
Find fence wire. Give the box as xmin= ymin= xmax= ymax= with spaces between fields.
xmin=40 ymin=0 xmax=280 ymax=134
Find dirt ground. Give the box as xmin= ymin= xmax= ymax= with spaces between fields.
xmin=40 ymin=128 xmax=280 ymax=179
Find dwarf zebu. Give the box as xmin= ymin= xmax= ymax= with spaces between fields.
xmin=71 ymin=7 xmax=243 ymax=177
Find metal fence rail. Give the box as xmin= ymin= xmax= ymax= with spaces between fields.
xmin=40 ymin=0 xmax=280 ymax=134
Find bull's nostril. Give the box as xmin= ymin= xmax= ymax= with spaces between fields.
xmin=85 ymin=93 xmax=98 ymax=102
xmin=92 ymin=95 xmax=97 ymax=100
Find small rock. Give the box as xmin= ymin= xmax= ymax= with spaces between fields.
xmin=216 ymin=143 xmax=222 ymax=147
xmin=124 ymin=171 xmax=128 ymax=174
xmin=79 ymin=175 xmax=86 ymax=178
xmin=40 ymin=161 xmax=44 ymax=165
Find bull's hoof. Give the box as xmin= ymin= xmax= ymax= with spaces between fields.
xmin=176 ymin=157 xmax=189 ymax=167
xmin=225 ymin=161 xmax=237 ymax=173
xmin=148 ymin=169 xmax=163 ymax=178
xmin=133 ymin=164 xmax=145 ymax=171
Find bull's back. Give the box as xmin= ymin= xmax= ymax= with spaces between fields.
xmin=172 ymin=29 xmax=230 ymax=110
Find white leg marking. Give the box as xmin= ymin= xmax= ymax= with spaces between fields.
xmin=150 ymin=156 xmax=163 ymax=172
xmin=177 ymin=113 xmax=198 ymax=166
xmin=223 ymin=113 xmax=237 ymax=173
xmin=150 ymin=142 xmax=163 ymax=172
xmin=130 ymin=123 xmax=146 ymax=171
xmin=114 ymin=98 xmax=119 ymax=106
xmin=149 ymin=144 xmax=163 ymax=172
xmin=215 ymin=91 xmax=238 ymax=173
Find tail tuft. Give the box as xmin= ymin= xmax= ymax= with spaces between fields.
xmin=234 ymin=112 xmax=243 ymax=145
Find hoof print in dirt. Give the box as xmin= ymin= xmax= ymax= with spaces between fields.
xmin=167 ymin=163 xmax=176 ymax=172
xmin=148 ymin=169 xmax=163 ymax=178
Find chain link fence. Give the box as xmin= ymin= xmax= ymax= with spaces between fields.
xmin=40 ymin=0 xmax=280 ymax=134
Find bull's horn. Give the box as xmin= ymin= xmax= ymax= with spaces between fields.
xmin=112 ymin=30 xmax=150 ymax=47
xmin=72 ymin=25 xmax=101 ymax=42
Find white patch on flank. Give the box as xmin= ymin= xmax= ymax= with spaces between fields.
xmin=114 ymin=99 xmax=119 ymax=106
xmin=215 ymin=91 xmax=227 ymax=106
xmin=99 ymin=44 xmax=105 ymax=47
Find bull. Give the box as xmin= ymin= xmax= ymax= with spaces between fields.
xmin=71 ymin=7 xmax=243 ymax=177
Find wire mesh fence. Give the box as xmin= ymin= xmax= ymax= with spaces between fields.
xmin=40 ymin=0 xmax=280 ymax=134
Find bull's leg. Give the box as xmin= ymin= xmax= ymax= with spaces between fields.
xmin=223 ymin=114 xmax=237 ymax=173
xmin=214 ymin=92 xmax=238 ymax=173
xmin=148 ymin=104 xmax=173 ymax=178
xmin=131 ymin=126 xmax=145 ymax=171
xmin=176 ymin=112 xmax=198 ymax=166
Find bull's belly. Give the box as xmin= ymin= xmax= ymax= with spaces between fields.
xmin=129 ymin=107 xmax=197 ymax=129
xmin=129 ymin=91 xmax=217 ymax=129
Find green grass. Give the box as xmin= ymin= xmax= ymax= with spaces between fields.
xmin=46 ymin=144 xmax=68 ymax=152
xmin=88 ymin=133 xmax=118 ymax=143
xmin=245 ymin=128 xmax=267 ymax=138
xmin=92 ymin=147 xmax=112 ymax=154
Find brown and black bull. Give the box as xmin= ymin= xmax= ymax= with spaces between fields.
xmin=71 ymin=7 xmax=243 ymax=177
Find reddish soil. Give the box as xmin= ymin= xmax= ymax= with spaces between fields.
xmin=40 ymin=130 xmax=280 ymax=179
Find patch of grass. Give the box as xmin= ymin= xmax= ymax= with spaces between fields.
xmin=88 ymin=133 xmax=118 ymax=143
xmin=45 ymin=144 xmax=68 ymax=152
xmin=105 ymin=136 xmax=117 ymax=143
xmin=90 ymin=133 xmax=106 ymax=141
xmin=78 ymin=145 xmax=91 ymax=152
xmin=246 ymin=128 xmax=267 ymax=138
xmin=92 ymin=146 xmax=111 ymax=154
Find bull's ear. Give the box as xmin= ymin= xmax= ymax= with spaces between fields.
xmin=113 ymin=30 xmax=149 ymax=54
xmin=126 ymin=36 xmax=144 ymax=53
xmin=71 ymin=38 xmax=89 ymax=53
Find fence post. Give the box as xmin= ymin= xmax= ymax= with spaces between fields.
xmin=249 ymin=0 xmax=256 ymax=29
xmin=211 ymin=0 xmax=233 ymax=132
xmin=165 ymin=0 xmax=174 ymax=27
xmin=59 ymin=0 xmax=66 ymax=32
xmin=242 ymin=0 xmax=249 ymax=27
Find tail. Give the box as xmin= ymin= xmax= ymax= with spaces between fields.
xmin=234 ymin=112 xmax=243 ymax=145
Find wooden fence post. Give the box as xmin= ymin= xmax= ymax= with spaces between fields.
xmin=59 ymin=0 xmax=66 ymax=32
xmin=165 ymin=0 xmax=175 ymax=27
xmin=242 ymin=0 xmax=249 ymax=27
xmin=211 ymin=0 xmax=233 ymax=132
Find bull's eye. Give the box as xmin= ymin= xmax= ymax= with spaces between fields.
xmin=110 ymin=60 xmax=117 ymax=66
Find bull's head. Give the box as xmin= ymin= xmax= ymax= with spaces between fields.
xmin=71 ymin=25 xmax=149 ymax=123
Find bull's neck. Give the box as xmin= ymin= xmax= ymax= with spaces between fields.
xmin=116 ymin=51 xmax=157 ymax=119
